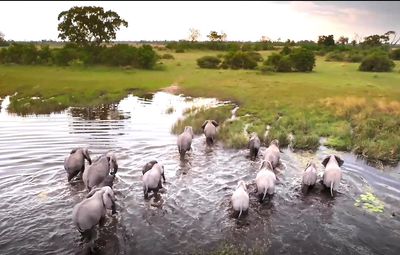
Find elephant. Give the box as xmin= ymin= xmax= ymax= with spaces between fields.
xmin=177 ymin=126 xmax=194 ymax=158
xmin=64 ymin=148 xmax=92 ymax=182
xmin=248 ymin=132 xmax=260 ymax=160
xmin=256 ymin=160 xmax=277 ymax=202
xmin=83 ymin=152 xmax=118 ymax=191
xmin=201 ymin=120 xmax=219 ymax=145
xmin=302 ymin=162 xmax=318 ymax=189
xmin=72 ymin=186 xmax=116 ymax=233
xmin=263 ymin=139 xmax=281 ymax=170
xmin=142 ymin=162 xmax=166 ymax=199
xmin=231 ymin=180 xmax=249 ymax=218
xmin=321 ymin=154 xmax=344 ymax=197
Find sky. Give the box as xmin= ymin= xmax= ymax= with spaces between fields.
xmin=0 ymin=1 xmax=399 ymax=42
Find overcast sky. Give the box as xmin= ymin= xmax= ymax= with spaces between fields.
xmin=1 ymin=1 xmax=399 ymax=42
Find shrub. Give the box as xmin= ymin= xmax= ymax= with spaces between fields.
xmin=0 ymin=43 xmax=39 ymax=64
xmin=197 ymin=56 xmax=221 ymax=69
xmin=175 ymin=48 xmax=185 ymax=53
xmin=289 ymin=48 xmax=315 ymax=72
xmin=346 ymin=51 xmax=364 ymax=62
xmin=359 ymin=52 xmax=395 ymax=72
xmin=161 ymin=53 xmax=174 ymax=59
xmin=265 ymin=53 xmax=292 ymax=72
xmin=390 ymin=48 xmax=400 ymax=60
xmin=222 ymin=51 xmax=258 ymax=70
xmin=246 ymin=51 xmax=263 ymax=62
xmin=99 ymin=44 xmax=137 ymax=66
xmin=325 ymin=51 xmax=346 ymax=62
xmin=280 ymin=46 xmax=292 ymax=55
xmin=136 ymin=45 xmax=159 ymax=69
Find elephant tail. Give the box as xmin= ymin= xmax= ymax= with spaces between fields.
xmin=262 ymin=187 xmax=267 ymax=201
xmin=330 ymin=181 xmax=334 ymax=197
xmin=238 ymin=206 xmax=243 ymax=219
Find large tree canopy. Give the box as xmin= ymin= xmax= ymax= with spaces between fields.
xmin=57 ymin=6 xmax=128 ymax=46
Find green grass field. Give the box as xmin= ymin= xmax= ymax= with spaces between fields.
xmin=0 ymin=50 xmax=399 ymax=165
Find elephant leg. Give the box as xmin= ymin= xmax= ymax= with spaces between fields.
xmin=158 ymin=180 xmax=163 ymax=189
xmin=77 ymin=166 xmax=85 ymax=180
xmin=143 ymin=186 xmax=149 ymax=199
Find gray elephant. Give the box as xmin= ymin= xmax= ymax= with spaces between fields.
xmin=321 ymin=155 xmax=344 ymax=197
xmin=201 ymin=120 xmax=219 ymax=145
xmin=72 ymin=186 xmax=116 ymax=233
xmin=248 ymin=132 xmax=260 ymax=160
xmin=302 ymin=162 xmax=318 ymax=190
xmin=83 ymin=152 xmax=118 ymax=191
xmin=142 ymin=162 xmax=166 ymax=199
xmin=231 ymin=180 xmax=249 ymax=218
xmin=64 ymin=148 xmax=92 ymax=182
xmin=177 ymin=126 xmax=194 ymax=158
xmin=263 ymin=139 xmax=281 ymax=170
xmin=256 ymin=160 xmax=277 ymax=202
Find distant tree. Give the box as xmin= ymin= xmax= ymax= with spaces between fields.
xmin=384 ymin=31 xmax=400 ymax=45
xmin=0 ymin=31 xmax=9 ymax=47
xmin=361 ymin=34 xmax=389 ymax=47
xmin=337 ymin=36 xmax=349 ymax=45
xmin=318 ymin=35 xmax=335 ymax=47
xmin=351 ymin=40 xmax=357 ymax=46
xmin=188 ymin=28 xmax=200 ymax=42
xmin=207 ymin=31 xmax=227 ymax=42
xmin=260 ymin=35 xmax=270 ymax=42
xmin=57 ymin=6 xmax=128 ymax=47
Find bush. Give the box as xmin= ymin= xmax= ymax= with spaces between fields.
xmin=161 ymin=53 xmax=174 ymax=59
xmin=264 ymin=53 xmax=292 ymax=72
xmin=280 ymin=46 xmax=292 ymax=55
xmin=197 ymin=56 xmax=221 ymax=69
xmin=325 ymin=51 xmax=346 ymax=62
xmin=0 ymin=43 xmax=39 ymax=64
xmin=359 ymin=52 xmax=395 ymax=72
xmin=390 ymin=48 xmax=400 ymax=60
xmin=222 ymin=51 xmax=258 ymax=70
xmin=175 ymin=48 xmax=185 ymax=53
xmin=289 ymin=48 xmax=315 ymax=72
xmin=136 ymin=45 xmax=159 ymax=69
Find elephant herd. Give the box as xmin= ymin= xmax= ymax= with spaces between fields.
xmin=64 ymin=119 xmax=345 ymax=235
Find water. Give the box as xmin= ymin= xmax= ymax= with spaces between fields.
xmin=0 ymin=92 xmax=399 ymax=255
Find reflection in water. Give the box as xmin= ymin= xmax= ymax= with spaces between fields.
xmin=0 ymin=92 xmax=399 ymax=255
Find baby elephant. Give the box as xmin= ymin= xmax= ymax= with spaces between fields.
xmin=72 ymin=186 xmax=116 ymax=233
xmin=64 ymin=148 xmax=92 ymax=182
xmin=256 ymin=160 xmax=277 ymax=202
xmin=201 ymin=120 xmax=219 ymax=145
xmin=83 ymin=152 xmax=118 ymax=191
xmin=142 ymin=162 xmax=166 ymax=199
xmin=302 ymin=162 xmax=318 ymax=191
xmin=248 ymin=132 xmax=260 ymax=160
xmin=231 ymin=180 xmax=249 ymax=218
xmin=177 ymin=126 xmax=194 ymax=158
xmin=264 ymin=139 xmax=281 ymax=170
xmin=142 ymin=160 xmax=158 ymax=175
xmin=322 ymin=154 xmax=344 ymax=197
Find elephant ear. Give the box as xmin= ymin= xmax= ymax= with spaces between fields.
xmin=201 ymin=120 xmax=208 ymax=130
xmin=259 ymin=160 xmax=266 ymax=170
xmin=83 ymin=148 xmax=92 ymax=164
xmin=102 ymin=188 xmax=115 ymax=210
xmin=70 ymin=148 xmax=78 ymax=154
xmin=321 ymin=156 xmax=331 ymax=168
xmin=335 ymin=156 xmax=344 ymax=167
xmin=211 ymin=120 xmax=219 ymax=127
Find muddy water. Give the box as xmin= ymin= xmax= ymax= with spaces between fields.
xmin=0 ymin=92 xmax=399 ymax=255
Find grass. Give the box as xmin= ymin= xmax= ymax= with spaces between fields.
xmin=0 ymin=50 xmax=399 ymax=165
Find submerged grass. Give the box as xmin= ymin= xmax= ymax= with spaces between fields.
xmin=0 ymin=50 xmax=399 ymax=164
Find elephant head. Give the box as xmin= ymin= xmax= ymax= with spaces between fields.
xmin=322 ymin=155 xmax=344 ymax=168
xmin=106 ymin=152 xmax=118 ymax=175
xmin=184 ymin=126 xmax=194 ymax=138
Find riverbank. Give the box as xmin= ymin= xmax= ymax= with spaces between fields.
xmin=0 ymin=50 xmax=399 ymax=165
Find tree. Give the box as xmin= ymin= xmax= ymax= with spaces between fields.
xmin=337 ymin=36 xmax=349 ymax=45
xmin=361 ymin=34 xmax=388 ymax=47
xmin=0 ymin=31 xmax=9 ymax=47
xmin=317 ymin=35 xmax=335 ymax=47
xmin=188 ymin=28 xmax=200 ymax=42
xmin=384 ymin=31 xmax=400 ymax=45
xmin=289 ymin=48 xmax=315 ymax=72
xmin=207 ymin=31 xmax=226 ymax=42
xmin=57 ymin=6 xmax=128 ymax=47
